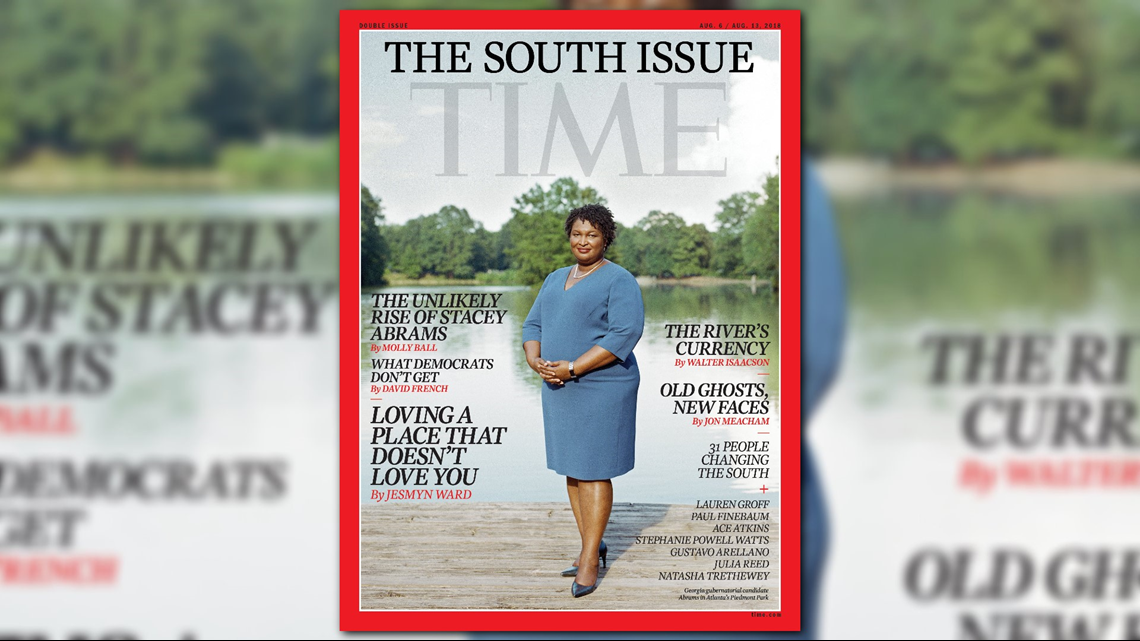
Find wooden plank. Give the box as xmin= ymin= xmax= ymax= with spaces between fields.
xmin=359 ymin=502 xmax=780 ymax=611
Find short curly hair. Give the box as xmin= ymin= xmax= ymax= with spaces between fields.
xmin=564 ymin=203 xmax=617 ymax=249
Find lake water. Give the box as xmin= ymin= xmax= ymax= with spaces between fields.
xmin=358 ymin=282 xmax=784 ymax=506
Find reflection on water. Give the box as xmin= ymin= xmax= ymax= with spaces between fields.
xmin=836 ymin=192 xmax=1140 ymax=319
xmin=359 ymin=280 xmax=782 ymax=505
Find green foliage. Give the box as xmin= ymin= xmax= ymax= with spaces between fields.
xmin=361 ymin=185 xmax=388 ymax=287
xmin=0 ymin=0 xmax=348 ymax=167
xmin=944 ymin=0 xmax=1089 ymax=162
xmin=3 ymin=0 xmax=1139 ymax=167
xmin=1088 ymin=0 xmax=1140 ymax=156
xmin=628 ymin=210 xmax=683 ymax=277
xmin=747 ymin=0 xmax=1136 ymax=161
xmin=504 ymin=177 xmax=608 ymax=285
xmin=369 ymin=173 xmax=778 ymax=285
xmin=742 ymin=174 xmax=780 ymax=281
xmin=713 ymin=192 xmax=762 ymax=277
xmin=674 ymin=224 xmax=713 ymax=278
xmin=606 ymin=221 xmax=626 ymax=267
xmin=620 ymin=212 xmax=712 ymax=278
xmin=218 ymin=136 xmax=338 ymax=189
xmin=388 ymin=205 xmax=487 ymax=279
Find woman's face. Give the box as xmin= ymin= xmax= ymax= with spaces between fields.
xmin=568 ymin=218 xmax=605 ymax=265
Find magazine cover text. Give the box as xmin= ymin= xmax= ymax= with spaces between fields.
xmin=338 ymin=10 xmax=801 ymax=632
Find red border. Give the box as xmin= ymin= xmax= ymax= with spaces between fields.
xmin=340 ymin=10 xmax=801 ymax=632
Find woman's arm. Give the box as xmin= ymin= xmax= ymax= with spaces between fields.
xmin=546 ymin=345 xmax=617 ymax=382
xmin=522 ymin=274 xmax=564 ymax=385
xmin=525 ymin=340 xmax=564 ymax=385
xmin=523 ymin=340 xmax=543 ymax=371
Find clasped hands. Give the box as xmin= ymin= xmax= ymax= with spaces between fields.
xmin=529 ymin=357 xmax=572 ymax=386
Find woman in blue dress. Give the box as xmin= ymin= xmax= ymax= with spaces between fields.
xmin=521 ymin=203 xmax=645 ymax=599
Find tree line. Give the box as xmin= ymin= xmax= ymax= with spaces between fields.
xmin=748 ymin=0 xmax=1140 ymax=161
xmin=360 ymin=175 xmax=779 ymax=287
xmin=0 ymin=0 xmax=344 ymax=166
xmin=3 ymin=1 xmax=1140 ymax=168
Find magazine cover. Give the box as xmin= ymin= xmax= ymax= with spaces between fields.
xmin=338 ymin=9 xmax=801 ymax=631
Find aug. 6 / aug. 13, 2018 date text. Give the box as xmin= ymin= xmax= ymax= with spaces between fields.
xmin=698 ymin=22 xmax=780 ymax=28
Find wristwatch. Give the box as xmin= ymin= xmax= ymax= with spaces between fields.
xmin=568 ymin=360 xmax=577 ymax=379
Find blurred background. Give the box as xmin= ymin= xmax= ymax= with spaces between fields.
xmin=2 ymin=0 xmax=1139 ymax=638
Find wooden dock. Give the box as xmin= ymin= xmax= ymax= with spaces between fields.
xmin=360 ymin=502 xmax=780 ymax=610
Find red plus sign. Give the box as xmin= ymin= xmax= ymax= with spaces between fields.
xmin=759 ymin=485 xmax=768 ymax=493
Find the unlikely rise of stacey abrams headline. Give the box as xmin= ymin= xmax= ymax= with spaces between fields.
xmin=378 ymin=41 xmax=760 ymax=75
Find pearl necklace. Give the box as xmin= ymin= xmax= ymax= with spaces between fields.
xmin=573 ymin=259 xmax=605 ymax=279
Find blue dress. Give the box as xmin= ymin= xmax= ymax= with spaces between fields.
xmin=521 ymin=262 xmax=645 ymax=480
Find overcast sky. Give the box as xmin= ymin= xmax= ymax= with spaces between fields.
xmin=360 ymin=30 xmax=781 ymax=231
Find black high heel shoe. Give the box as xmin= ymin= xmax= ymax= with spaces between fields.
xmin=560 ymin=540 xmax=608 ymax=577
xmin=571 ymin=579 xmax=597 ymax=598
